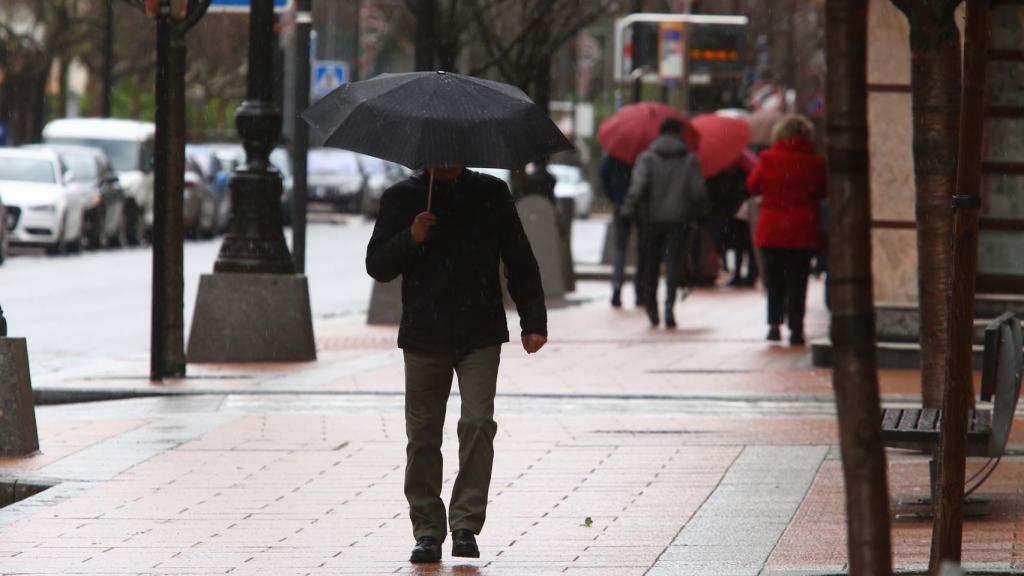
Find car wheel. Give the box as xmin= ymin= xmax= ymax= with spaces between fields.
xmin=45 ymin=215 xmax=67 ymax=256
xmin=88 ymin=212 xmax=109 ymax=250
xmin=67 ymin=232 xmax=82 ymax=254
xmin=109 ymin=209 xmax=129 ymax=248
xmin=125 ymin=202 xmax=145 ymax=246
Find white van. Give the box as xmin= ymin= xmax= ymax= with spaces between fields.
xmin=42 ymin=118 xmax=154 ymax=245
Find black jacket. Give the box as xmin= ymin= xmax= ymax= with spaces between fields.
xmin=366 ymin=169 xmax=547 ymax=355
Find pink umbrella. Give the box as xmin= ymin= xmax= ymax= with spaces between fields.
xmin=691 ymin=114 xmax=751 ymax=177
xmin=598 ymin=101 xmax=700 ymax=164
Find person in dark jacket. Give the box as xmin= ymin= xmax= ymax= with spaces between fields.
xmin=366 ymin=166 xmax=547 ymax=564
xmin=623 ymin=118 xmax=707 ymax=328
xmin=746 ymin=114 xmax=826 ymax=345
xmin=600 ymin=154 xmax=644 ymax=308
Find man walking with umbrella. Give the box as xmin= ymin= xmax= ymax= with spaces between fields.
xmin=304 ymin=71 xmax=571 ymax=564
xmin=366 ymin=165 xmax=548 ymax=563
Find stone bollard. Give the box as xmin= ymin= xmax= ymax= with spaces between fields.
xmin=555 ymin=197 xmax=576 ymax=293
xmin=0 ymin=308 xmax=39 ymax=456
xmin=516 ymin=195 xmax=565 ymax=300
xmin=367 ymin=277 xmax=403 ymax=326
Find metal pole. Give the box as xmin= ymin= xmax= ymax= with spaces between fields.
xmin=150 ymin=2 xmax=188 ymax=381
xmin=213 ymin=0 xmax=294 ymax=274
xmin=151 ymin=1 xmax=170 ymax=381
xmin=292 ymin=0 xmax=311 ymax=273
xmin=931 ymin=0 xmax=990 ymax=569
xmin=101 ymin=0 xmax=114 ymax=118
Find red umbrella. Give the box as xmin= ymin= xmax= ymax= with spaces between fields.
xmin=598 ymin=101 xmax=700 ymax=164
xmin=691 ymin=114 xmax=752 ymax=177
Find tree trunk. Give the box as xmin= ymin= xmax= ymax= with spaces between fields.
xmin=894 ymin=1 xmax=961 ymax=409
xmin=825 ymin=1 xmax=893 ymax=574
xmin=930 ymin=0 xmax=989 ymax=570
xmin=413 ymin=0 xmax=436 ymax=71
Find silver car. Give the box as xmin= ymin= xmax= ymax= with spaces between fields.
xmin=358 ymin=155 xmax=410 ymax=219
xmin=308 ymin=148 xmax=365 ymax=213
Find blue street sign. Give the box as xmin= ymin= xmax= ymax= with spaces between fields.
xmin=208 ymin=0 xmax=292 ymax=13
xmin=312 ymin=60 xmax=348 ymax=99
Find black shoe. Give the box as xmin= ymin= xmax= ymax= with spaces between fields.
xmin=646 ymin=304 xmax=659 ymax=327
xmin=410 ymin=536 xmax=442 ymax=563
xmin=611 ymin=289 xmax=622 ymax=308
xmin=790 ymin=331 xmax=806 ymax=346
xmin=451 ymin=528 xmax=479 ymax=558
xmin=664 ymin=306 xmax=677 ymax=329
xmin=767 ymin=326 xmax=781 ymax=341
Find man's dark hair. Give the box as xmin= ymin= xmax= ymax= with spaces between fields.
xmin=659 ymin=117 xmax=683 ymax=135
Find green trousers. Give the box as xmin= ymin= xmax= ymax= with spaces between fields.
xmin=403 ymin=345 xmax=501 ymax=541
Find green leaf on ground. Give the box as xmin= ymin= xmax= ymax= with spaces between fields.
xmin=583 ymin=516 xmax=593 ymax=528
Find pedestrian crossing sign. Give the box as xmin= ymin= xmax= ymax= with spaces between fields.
xmin=313 ymin=61 xmax=349 ymax=99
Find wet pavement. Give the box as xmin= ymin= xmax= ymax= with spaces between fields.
xmin=2 ymin=217 xmax=1023 ymax=575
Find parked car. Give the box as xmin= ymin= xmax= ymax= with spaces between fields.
xmin=358 ymin=154 xmax=410 ymax=219
xmin=270 ymin=147 xmax=294 ymax=226
xmin=471 ymin=167 xmax=512 ymax=187
xmin=184 ymin=156 xmax=218 ymax=238
xmin=307 ymin=148 xmax=365 ymax=213
xmin=548 ymin=163 xmax=593 ymax=218
xmin=0 ymin=148 xmax=86 ymax=254
xmin=42 ymin=118 xmax=154 ymax=245
xmin=24 ymin=144 xmax=127 ymax=249
xmin=185 ymin=143 xmax=234 ymax=233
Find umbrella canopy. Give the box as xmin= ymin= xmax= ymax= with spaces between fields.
xmin=301 ymin=71 xmax=573 ymax=170
xmin=597 ymin=101 xmax=700 ymax=165
xmin=691 ymin=114 xmax=751 ymax=177
xmin=746 ymin=108 xmax=784 ymax=147
xmin=737 ymin=149 xmax=758 ymax=174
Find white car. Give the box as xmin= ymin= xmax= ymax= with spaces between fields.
xmin=0 ymin=148 xmax=86 ymax=254
xmin=43 ymin=118 xmax=155 ymax=245
xmin=548 ymin=163 xmax=593 ymax=218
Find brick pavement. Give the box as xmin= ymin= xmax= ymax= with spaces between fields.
xmin=1 ymin=279 xmax=1023 ymax=575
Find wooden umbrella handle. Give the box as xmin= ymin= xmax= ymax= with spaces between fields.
xmin=427 ymin=168 xmax=435 ymax=212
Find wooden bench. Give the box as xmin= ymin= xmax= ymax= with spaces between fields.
xmin=881 ymin=312 xmax=1023 ymax=498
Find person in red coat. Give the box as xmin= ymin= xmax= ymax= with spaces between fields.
xmin=746 ymin=114 xmax=826 ymax=345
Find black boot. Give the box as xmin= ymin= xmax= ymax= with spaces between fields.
xmin=611 ymin=287 xmax=622 ymax=308
xmin=767 ymin=325 xmax=781 ymax=341
xmin=664 ymin=303 xmax=676 ymax=329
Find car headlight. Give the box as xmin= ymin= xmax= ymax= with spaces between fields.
xmin=29 ymin=205 xmax=57 ymax=213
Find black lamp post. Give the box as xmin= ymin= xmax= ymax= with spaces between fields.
xmin=187 ymin=0 xmax=315 ymax=364
xmin=214 ymin=0 xmax=294 ymax=274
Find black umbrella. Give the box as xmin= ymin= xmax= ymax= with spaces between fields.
xmin=301 ymin=71 xmax=573 ymax=202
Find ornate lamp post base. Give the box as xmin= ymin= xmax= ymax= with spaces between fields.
xmin=187 ymin=273 xmax=315 ymax=363
xmin=186 ymin=0 xmax=315 ymax=364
